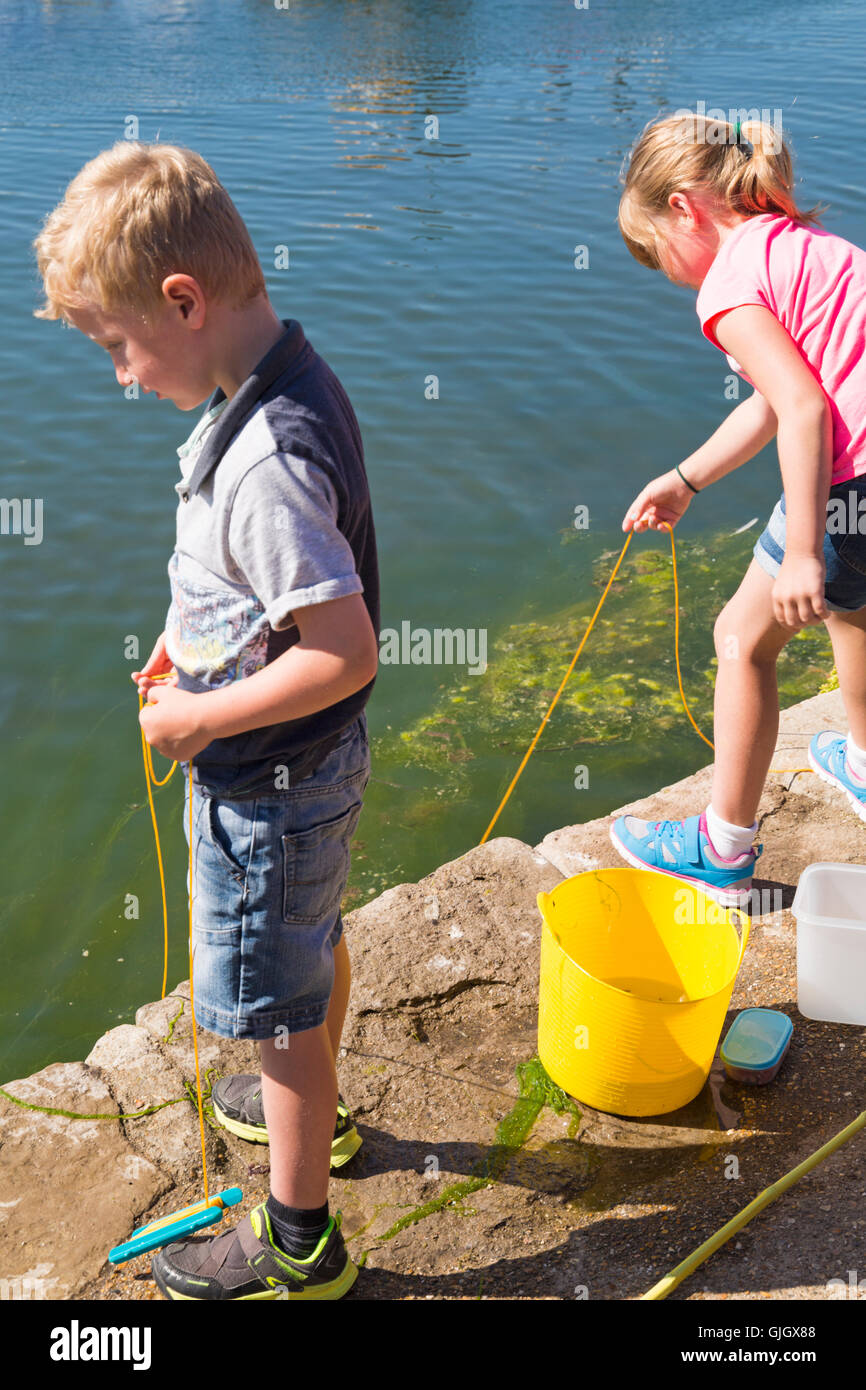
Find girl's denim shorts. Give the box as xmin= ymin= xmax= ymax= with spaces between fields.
xmin=753 ymin=473 xmax=866 ymax=612
xmin=181 ymin=713 xmax=370 ymax=1041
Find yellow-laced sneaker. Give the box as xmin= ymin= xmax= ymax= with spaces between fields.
xmin=151 ymin=1205 xmax=358 ymax=1301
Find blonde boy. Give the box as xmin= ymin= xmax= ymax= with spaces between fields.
xmin=33 ymin=142 xmax=379 ymax=1300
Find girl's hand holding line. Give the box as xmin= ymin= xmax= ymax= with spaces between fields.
xmin=622 ymin=468 xmax=695 ymax=533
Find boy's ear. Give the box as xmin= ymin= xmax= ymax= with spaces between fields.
xmin=161 ymin=273 xmax=206 ymax=326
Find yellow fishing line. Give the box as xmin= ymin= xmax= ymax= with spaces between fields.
xmin=138 ymin=675 xmax=209 ymax=1205
xmin=481 ymin=521 xmax=812 ymax=844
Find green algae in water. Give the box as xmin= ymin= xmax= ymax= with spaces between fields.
xmin=374 ymin=532 xmax=834 ymax=784
xmin=357 ymin=527 xmax=837 ymax=894
xmin=818 ymin=666 xmax=839 ymax=693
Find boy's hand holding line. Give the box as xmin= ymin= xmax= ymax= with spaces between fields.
xmin=137 ymin=592 xmax=378 ymax=763
xmin=131 ymin=629 xmax=178 ymax=697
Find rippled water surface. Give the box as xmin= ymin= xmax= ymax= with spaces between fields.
xmin=1 ymin=0 xmax=861 ymax=1075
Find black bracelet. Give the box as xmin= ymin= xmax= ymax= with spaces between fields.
xmin=676 ymin=463 xmax=699 ymax=494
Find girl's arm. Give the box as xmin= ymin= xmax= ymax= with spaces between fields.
xmin=675 ymin=389 xmax=778 ymax=490
xmin=713 ymin=304 xmax=833 ymax=623
xmin=622 ymin=391 xmax=776 ymax=534
xmin=713 ymin=305 xmax=833 ymax=552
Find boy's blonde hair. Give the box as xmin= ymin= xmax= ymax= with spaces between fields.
xmin=32 ymin=141 xmax=266 ymax=326
xmin=618 ymin=112 xmax=828 ymax=272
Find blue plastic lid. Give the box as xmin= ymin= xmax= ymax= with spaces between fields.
xmin=721 ymin=1008 xmax=793 ymax=1072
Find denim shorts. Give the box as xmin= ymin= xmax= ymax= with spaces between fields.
xmin=753 ymin=473 xmax=866 ymax=612
xmin=181 ymin=713 xmax=370 ymax=1040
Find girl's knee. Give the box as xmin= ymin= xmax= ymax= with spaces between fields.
xmin=713 ymin=604 xmax=741 ymax=658
xmin=713 ymin=605 xmax=789 ymax=664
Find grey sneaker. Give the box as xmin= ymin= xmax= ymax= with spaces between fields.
xmin=211 ymin=1074 xmax=362 ymax=1168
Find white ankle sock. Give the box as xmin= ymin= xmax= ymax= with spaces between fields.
xmin=845 ymin=732 xmax=866 ymax=783
xmin=706 ymin=803 xmax=757 ymax=859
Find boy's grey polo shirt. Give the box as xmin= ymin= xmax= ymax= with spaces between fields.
xmin=165 ymin=318 xmax=379 ymax=798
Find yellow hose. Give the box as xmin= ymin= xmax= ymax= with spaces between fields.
xmin=642 ymin=1108 xmax=866 ymax=1300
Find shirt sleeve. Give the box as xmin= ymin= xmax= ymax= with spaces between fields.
xmin=227 ymin=453 xmax=363 ymax=631
xmin=695 ymin=224 xmax=774 ymax=384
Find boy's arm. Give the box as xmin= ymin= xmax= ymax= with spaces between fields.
xmin=197 ymin=592 xmax=378 ymax=742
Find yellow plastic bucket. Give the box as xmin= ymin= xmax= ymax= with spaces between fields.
xmin=537 ymin=868 xmax=750 ymax=1117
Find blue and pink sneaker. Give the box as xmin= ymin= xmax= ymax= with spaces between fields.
xmin=808 ymin=730 xmax=866 ymax=822
xmin=609 ymin=810 xmax=762 ymax=909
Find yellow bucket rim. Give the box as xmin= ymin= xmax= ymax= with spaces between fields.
xmin=537 ymin=883 xmax=751 ymax=1008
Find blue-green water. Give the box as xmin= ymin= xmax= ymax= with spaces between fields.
xmin=0 ymin=0 xmax=857 ymax=1078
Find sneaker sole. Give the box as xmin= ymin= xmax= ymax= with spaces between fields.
xmin=155 ymin=1257 xmax=359 ymax=1301
xmin=608 ymin=823 xmax=754 ymax=910
xmin=212 ymin=1098 xmax=268 ymax=1145
xmin=330 ymin=1128 xmax=363 ymax=1169
xmin=807 ymin=745 xmax=866 ymax=823
xmin=212 ymin=1098 xmax=363 ymax=1169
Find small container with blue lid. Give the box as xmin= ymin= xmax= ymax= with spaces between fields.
xmin=720 ymin=1008 xmax=793 ymax=1085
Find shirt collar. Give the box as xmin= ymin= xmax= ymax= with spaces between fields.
xmin=175 ymin=318 xmax=309 ymax=503
xmin=176 ymin=398 xmax=229 ymax=482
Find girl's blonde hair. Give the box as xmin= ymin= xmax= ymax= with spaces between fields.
xmin=32 ymin=141 xmax=266 ymax=326
xmin=618 ymin=111 xmax=828 ymax=272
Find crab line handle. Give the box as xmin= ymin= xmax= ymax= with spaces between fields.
xmin=109 ymin=1186 xmax=243 ymax=1265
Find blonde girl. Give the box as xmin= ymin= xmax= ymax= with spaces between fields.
xmin=610 ymin=111 xmax=866 ymax=906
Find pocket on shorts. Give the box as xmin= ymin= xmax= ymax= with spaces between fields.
xmin=202 ymin=795 xmax=248 ymax=885
xmin=831 ymin=528 xmax=866 ymax=579
xmin=826 ymin=480 xmax=866 ymax=578
xmin=281 ymin=799 xmax=364 ymax=925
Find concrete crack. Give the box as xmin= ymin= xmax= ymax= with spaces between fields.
xmin=356 ymin=977 xmax=508 ymax=1016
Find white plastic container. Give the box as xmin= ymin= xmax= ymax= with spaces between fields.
xmin=792 ymin=863 xmax=866 ymax=1025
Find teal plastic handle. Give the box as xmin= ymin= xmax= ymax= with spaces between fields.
xmin=109 ymin=1186 xmax=243 ymax=1265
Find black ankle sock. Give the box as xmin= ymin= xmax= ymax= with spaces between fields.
xmin=265 ymin=1194 xmax=330 ymax=1258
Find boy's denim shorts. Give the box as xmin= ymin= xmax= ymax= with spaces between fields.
xmin=753 ymin=473 xmax=866 ymax=612
xmin=181 ymin=713 xmax=370 ymax=1041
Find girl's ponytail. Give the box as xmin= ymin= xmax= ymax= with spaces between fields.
xmin=618 ymin=111 xmax=828 ymax=272
xmin=730 ymin=117 xmax=825 ymax=224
